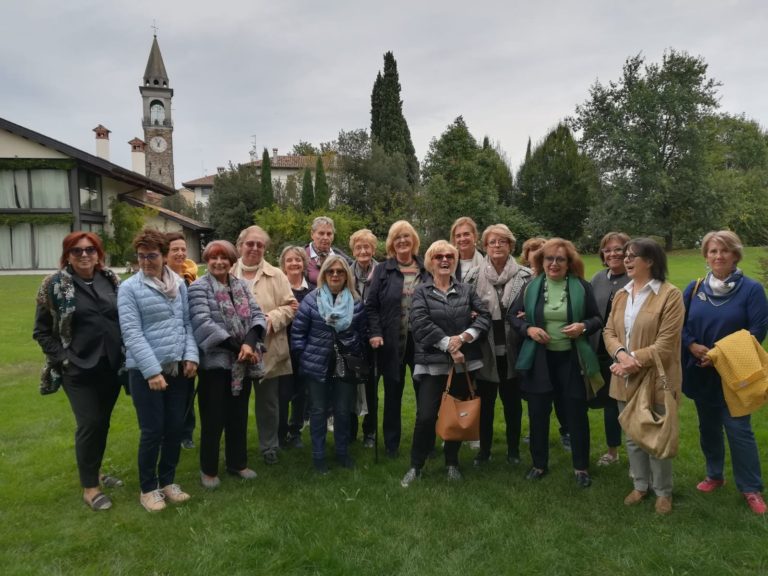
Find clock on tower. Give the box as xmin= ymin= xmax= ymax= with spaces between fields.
xmin=140 ymin=35 xmax=175 ymax=188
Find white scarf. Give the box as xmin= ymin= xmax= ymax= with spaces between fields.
xmin=147 ymin=265 xmax=179 ymax=300
xmin=475 ymin=256 xmax=526 ymax=320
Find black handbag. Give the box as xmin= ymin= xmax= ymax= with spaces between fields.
xmin=333 ymin=336 xmax=369 ymax=383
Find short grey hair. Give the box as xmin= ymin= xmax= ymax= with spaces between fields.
xmin=311 ymin=216 xmax=336 ymax=234
xmin=236 ymin=225 xmax=270 ymax=249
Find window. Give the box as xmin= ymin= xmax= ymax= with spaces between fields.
xmin=150 ymin=100 xmax=165 ymax=125
xmin=79 ymin=170 xmax=102 ymax=212
xmin=0 ymin=169 xmax=68 ymax=209
xmin=0 ymin=223 xmax=71 ymax=269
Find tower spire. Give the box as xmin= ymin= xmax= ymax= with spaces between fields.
xmin=143 ymin=34 xmax=169 ymax=88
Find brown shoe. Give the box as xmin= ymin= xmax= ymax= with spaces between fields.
xmin=655 ymin=496 xmax=673 ymax=515
xmin=623 ymin=489 xmax=647 ymax=506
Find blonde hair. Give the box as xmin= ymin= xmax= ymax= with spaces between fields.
xmin=424 ymin=240 xmax=458 ymax=276
xmin=520 ymin=237 xmax=546 ymax=268
xmin=349 ymin=228 xmax=378 ymax=253
xmin=701 ymin=230 xmax=743 ymax=264
xmin=236 ymin=225 xmax=270 ymax=249
xmin=450 ymin=216 xmax=478 ymax=246
xmin=317 ymin=255 xmax=359 ymax=299
xmin=481 ymin=224 xmax=516 ymax=252
xmin=385 ymin=220 xmax=420 ymax=259
xmin=278 ymin=245 xmax=308 ymax=273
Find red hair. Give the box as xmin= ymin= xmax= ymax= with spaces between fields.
xmin=60 ymin=231 xmax=106 ymax=270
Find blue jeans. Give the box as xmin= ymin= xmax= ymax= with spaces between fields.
xmin=129 ymin=369 xmax=188 ymax=493
xmin=694 ymin=400 xmax=763 ymax=493
xmin=307 ymin=375 xmax=354 ymax=461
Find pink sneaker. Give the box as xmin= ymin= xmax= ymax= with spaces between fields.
xmin=743 ymin=492 xmax=767 ymax=515
xmin=696 ymin=477 xmax=725 ymax=493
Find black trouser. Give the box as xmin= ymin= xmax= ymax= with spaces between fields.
xmin=278 ymin=372 xmax=307 ymax=442
xmin=598 ymin=356 xmax=622 ymax=448
xmin=198 ymin=369 xmax=252 ymax=476
xmin=527 ymin=350 xmax=590 ymax=471
xmin=409 ymin=372 xmax=471 ymax=469
xmin=181 ymin=377 xmax=196 ymax=442
xmin=477 ymin=355 xmax=522 ymax=459
xmin=381 ymin=333 xmax=415 ymax=453
xmin=62 ymin=357 xmax=122 ymax=488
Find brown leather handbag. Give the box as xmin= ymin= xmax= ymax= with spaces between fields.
xmin=436 ymin=364 xmax=481 ymax=442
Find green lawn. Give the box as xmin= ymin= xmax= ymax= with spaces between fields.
xmin=1 ymin=250 xmax=767 ymax=575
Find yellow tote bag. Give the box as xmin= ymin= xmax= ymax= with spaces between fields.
xmin=706 ymin=329 xmax=768 ymax=417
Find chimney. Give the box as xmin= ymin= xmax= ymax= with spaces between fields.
xmin=217 ymin=166 xmax=226 ymax=175
xmin=93 ymin=124 xmax=111 ymax=160
xmin=272 ymin=147 xmax=278 ymax=158
xmin=129 ymin=138 xmax=146 ymax=175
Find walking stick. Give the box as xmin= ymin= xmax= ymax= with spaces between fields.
xmin=373 ymin=352 xmax=379 ymax=464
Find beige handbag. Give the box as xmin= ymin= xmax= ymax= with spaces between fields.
xmin=436 ymin=365 xmax=480 ymax=442
xmin=618 ymin=348 xmax=679 ymax=459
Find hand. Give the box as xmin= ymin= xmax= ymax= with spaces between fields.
xmin=450 ymin=350 xmax=465 ymax=363
xmin=237 ymin=344 xmax=254 ymax=363
xmin=447 ymin=335 xmax=463 ymax=354
xmin=561 ymin=323 xmax=586 ymax=339
xmin=183 ymin=361 xmax=198 ymax=379
xmin=148 ymin=374 xmax=168 ymax=391
xmin=689 ymin=342 xmax=712 ymax=367
xmin=369 ymin=337 xmax=384 ymax=349
xmin=527 ymin=326 xmax=550 ymax=345
xmin=615 ymin=350 xmax=642 ymax=375
xmin=290 ymin=300 xmax=299 ymax=311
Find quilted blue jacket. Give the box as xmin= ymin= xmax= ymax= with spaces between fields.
xmin=118 ymin=269 xmax=199 ymax=379
xmin=290 ymin=289 xmax=367 ymax=379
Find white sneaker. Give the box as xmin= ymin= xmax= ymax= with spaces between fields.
xmin=468 ymin=440 xmax=481 ymax=450
xmin=161 ymin=483 xmax=191 ymax=504
xmin=140 ymin=489 xmax=166 ymax=512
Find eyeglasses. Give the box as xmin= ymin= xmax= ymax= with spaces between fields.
xmin=432 ymin=253 xmax=456 ymax=261
xmin=69 ymin=246 xmax=97 ymax=257
xmin=544 ymin=256 xmax=567 ymax=265
xmin=602 ymin=247 xmax=624 ymax=255
xmin=487 ymin=239 xmax=509 ymax=247
xmin=326 ymin=269 xmax=347 ymax=277
xmin=136 ymin=252 xmax=162 ymax=261
xmin=624 ymin=253 xmax=638 ymax=261
xmin=244 ymin=240 xmax=265 ymax=249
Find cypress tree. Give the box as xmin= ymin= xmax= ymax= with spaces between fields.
xmin=314 ymin=156 xmax=330 ymax=209
xmin=370 ymin=72 xmax=383 ymax=142
xmin=301 ymin=168 xmax=315 ymax=213
xmin=260 ymin=148 xmax=274 ymax=207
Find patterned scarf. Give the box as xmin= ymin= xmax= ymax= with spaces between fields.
xmin=704 ymin=268 xmax=743 ymax=298
xmin=474 ymin=255 xmax=527 ymax=320
xmin=146 ymin=265 xmax=179 ymax=300
xmin=317 ymin=284 xmax=355 ymax=332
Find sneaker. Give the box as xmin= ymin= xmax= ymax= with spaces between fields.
xmin=597 ymin=452 xmax=620 ymax=467
xmin=140 ymin=489 xmax=166 ymax=512
xmin=362 ymin=434 xmax=375 ymax=448
xmin=161 ymin=484 xmax=191 ymax=504
xmin=655 ymin=496 xmax=673 ymax=515
xmin=400 ymin=467 xmax=421 ymax=488
xmin=744 ymin=492 xmax=767 ymax=515
xmin=525 ymin=467 xmax=547 ymax=481
xmin=696 ymin=477 xmax=725 ymax=493
xmin=263 ymin=451 xmax=279 ymax=465
xmin=200 ymin=472 xmax=221 ymax=490
xmin=447 ymin=465 xmax=463 ymax=481
xmin=575 ymin=471 xmax=592 ymax=488
xmin=227 ymin=468 xmax=257 ymax=480
xmin=560 ymin=434 xmax=572 ymax=452
xmin=181 ymin=439 xmax=195 ymax=450
xmin=467 ymin=440 xmax=481 ymax=450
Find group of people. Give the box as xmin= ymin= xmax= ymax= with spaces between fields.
xmin=33 ymin=215 xmax=767 ymax=516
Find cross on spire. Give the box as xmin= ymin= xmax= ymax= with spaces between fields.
xmin=151 ymin=20 xmax=159 ymax=36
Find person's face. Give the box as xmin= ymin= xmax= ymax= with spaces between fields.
xmin=168 ymin=239 xmax=187 ymax=271
xmin=353 ymin=241 xmax=374 ymax=267
xmin=485 ymin=234 xmax=511 ymax=262
xmin=624 ymin=248 xmax=652 ymax=281
xmin=240 ymin=232 xmax=266 ymax=266
xmin=207 ymin=254 xmax=232 ymax=282
xmin=453 ymin=224 xmax=476 ymax=255
xmin=706 ymin=240 xmax=737 ymax=279
xmin=312 ymin=225 xmax=334 ymax=253
xmin=137 ymin=245 xmax=165 ymax=279
xmin=67 ymin=237 xmax=99 ymax=278
xmin=601 ymin=240 xmax=626 ymax=275
xmin=325 ymin=263 xmax=347 ymax=294
xmin=393 ymin=232 xmax=414 ymax=262
xmin=283 ymin=252 xmax=305 ymax=277
xmin=543 ymin=246 xmax=569 ymax=281
xmin=431 ymin=250 xmax=456 ymax=279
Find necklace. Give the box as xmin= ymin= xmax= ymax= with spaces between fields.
xmin=544 ymin=277 xmax=568 ymax=310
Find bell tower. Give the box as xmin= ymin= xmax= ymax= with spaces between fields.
xmin=140 ymin=34 xmax=175 ymax=188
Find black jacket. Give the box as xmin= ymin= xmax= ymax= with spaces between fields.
xmin=410 ymin=278 xmax=491 ymax=366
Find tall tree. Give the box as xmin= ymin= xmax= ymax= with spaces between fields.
xmin=301 ymin=168 xmax=315 ymax=213
xmin=314 ymin=156 xmax=330 ymax=209
xmin=515 ymin=124 xmax=599 ymax=241
xmin=209 ymin=162 xmax=260 ymax=242
xmin=260 ymin=148 xmax=274 ymax=207
xmin=291 ymin=141 xmax=319 ymax=156
xmin=569 ymin=50 xmax=720 ymax=249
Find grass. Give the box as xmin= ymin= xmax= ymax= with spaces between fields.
xmin=1 ymin=250 xmax=768 ymax=575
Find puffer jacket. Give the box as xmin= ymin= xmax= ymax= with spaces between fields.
xmin=118 ymin=268 xmax=199 ymax=379
xmin=291 ymin=289 xmax=367 ymax=379
xmin=188 ymin=273 xmax=267 ymax=370
xmin=410 ymin=278 xmax=491 ymax=366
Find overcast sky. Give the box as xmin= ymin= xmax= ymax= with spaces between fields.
xmin=2 ymin=0 xmax=767 ymax=187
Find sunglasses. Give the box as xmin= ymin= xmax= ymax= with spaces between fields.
xmin=244 ymin=240 xmax=265 ymax=249
xmin=326 ymin=269 xmax=347 ymax=277
xmin=69 ymin=246 xmax=97 ymax=257
xmin=136 ymin=252 xmax=162 ymax=261
xmin=432 ymin=253 xmax=455 ymax=261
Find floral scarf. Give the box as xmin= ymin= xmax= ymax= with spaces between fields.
xmin=317 ymin=284 xmax=355 ymax=332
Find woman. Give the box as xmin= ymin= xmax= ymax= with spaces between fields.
xmin=118 ymin=228 xmax=199 ymax=512
xmin=231 ymin=225 xmax=297 ymax=465
xmin=509 ymin=238 xmax=602 ymax=488
xmin=291 ymin=256 xmax=368 ymax=473
xmin=165 ymin=231 xmax=198 ymax=450
xmin=366 ymin=220 xmax=428 ymax=458
xmin=278 ymin=245 xmax=315 ymax=449
xmin=590 ymin=232 xmax=631 ymax=467
xmin=400 ymin=240 xmax=491 ymax=487
xmin=603 ymin=238 xmax=684 ymax=515
xmin=189 ymin=240 xmax=267 ymax=489
xmin=520 ymin=237 xmax=547 ymax=273
xmin=472 ymin=224 xmax=532 ymax=467
xmin=33 ymin=232 xmax=123 ymax=511
xmin=682 ymin=231 xmax=768 ymax=515
xmin=349 ymin=228 xmax=379 ymax=447
xmin=450 ymin=217 xmax=484 ymax=283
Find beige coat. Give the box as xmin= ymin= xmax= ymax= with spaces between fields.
xmin=232 ymin=260 xmax=297 ymax=379
xmin=603 ymin=281 xmax=684 ymax=405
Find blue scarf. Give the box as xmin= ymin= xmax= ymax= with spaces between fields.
xmin=317 ymin=285 xmax=354 ymax=332
xmin=700 ymin=268 xmax=744 ymax=302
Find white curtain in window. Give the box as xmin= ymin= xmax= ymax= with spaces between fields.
xmin=8 ymin=224 xmax=33 ymax=268
xmin=0 ymin=171 xmax=14 ymax=208
xmin=0 ymin=226 xmax=10 ymax=268
xmin=0 ymin=170 xmax=31 ymax=208
xmin=31 ymin=170 xmax=69 ymax=208
xmin=35 ymin=223 xmax=70 ymax=269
